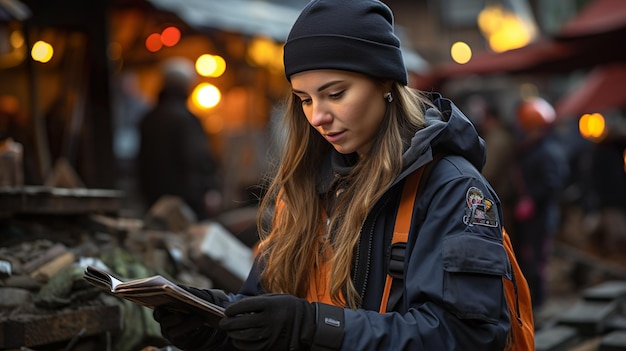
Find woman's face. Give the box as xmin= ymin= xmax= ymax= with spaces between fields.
xmin=291 ymin=70 xmax=389 ymax=156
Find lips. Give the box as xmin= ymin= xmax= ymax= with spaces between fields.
xmin=324 ymin=130 xmax=346 ymax=143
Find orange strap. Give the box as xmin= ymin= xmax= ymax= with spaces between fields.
xmin=379 ymin=167 xmax=424 ymax=313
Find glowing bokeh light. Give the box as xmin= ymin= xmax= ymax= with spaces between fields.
xmin=196 ymin=54 xmax=226 ymax=78
xmin=579 ymin=113 xmax=607 ymax=142
xmin=145 ymin=33 xmax=162 ymax=52
xmin=450 ymin=41 xmax=472 ymax=64
xmin=478 ymin=5 xmax=534 ymax=53
xmin=161 ymin=26 xmax=181 ymax=47
xmin=488 ymin=14 xmax=532 ymax=53
xmin=31 ymin=41 xmax=53 ymax=63
xmin=10 ymin=30 xmax=24 ymax=48
xmin=192 ymin=83 xmax=221 ymax=109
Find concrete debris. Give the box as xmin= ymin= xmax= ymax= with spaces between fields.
xmin=0 ymin=193 xmax=257 ymax=350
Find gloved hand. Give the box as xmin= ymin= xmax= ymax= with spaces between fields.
xmin=219 ymin=294 xmax=317 ymax=351
xmin=153 ymin=286 xmax=228 ymax=350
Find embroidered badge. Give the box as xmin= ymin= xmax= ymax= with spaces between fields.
xmin=463 ymin=187 xmax=498 ymax=227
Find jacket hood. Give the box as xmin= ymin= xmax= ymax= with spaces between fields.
xmin=316 ymin=93 xmax=486 ymax=192
xmin=401 ymin=92 xmax=486 ymax=176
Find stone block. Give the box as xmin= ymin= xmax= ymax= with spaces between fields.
xmin=535 ymin=325 xmax=581 ymax=351
xmin=0 ymin=304 xmax=122 ymax=348
xmin=606 ymin=315 xmax=626 ymax=332
xmin=556 ymin=300 xmax=619 ymax=336
xmin=585 ymin=281 xmax=626 ymax=302
xmin=600 ymin=330 xmax=626 ymax=351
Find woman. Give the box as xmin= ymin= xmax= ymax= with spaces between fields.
xmin=153 ymin=0 xmax=512 ymax=349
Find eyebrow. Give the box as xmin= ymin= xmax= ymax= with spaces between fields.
xmin=292 ymin=80 xmax=344 ymax=95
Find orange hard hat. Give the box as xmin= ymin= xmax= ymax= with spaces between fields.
xmin=516 ymin=97 xmax=556 ymax=132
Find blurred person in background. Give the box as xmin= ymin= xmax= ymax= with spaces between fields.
xmin=138 ymin=57 xmax=222 ymax=220
xmin=0 ymin=95 xmax=24 ymax=186
xmin=584 ymin=111 xmax=626 ymax=256
xmin=511 ymin=96 xmax=570 ymax=311
xmin=468 ymin=95 xmax=517 ymax=235
xmin=113 ymin=71 xmax=149 ymax=216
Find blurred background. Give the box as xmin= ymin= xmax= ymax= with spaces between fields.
xmin=0 ymin=0 xmax=625 ymax=350
xmin=0 ymin=0 xmax=623 ymax=211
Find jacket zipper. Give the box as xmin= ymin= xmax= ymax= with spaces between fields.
xmin=352 ymin=197 xmax=391 ymax=303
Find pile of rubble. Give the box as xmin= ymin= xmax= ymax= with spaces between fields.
xmin=534 ymin=205 xmax=626 ymax=351
xmin=536 ymin=280 xmax=626 ymax=351
xmin=0 ymin=188 xmax=256 ymax=351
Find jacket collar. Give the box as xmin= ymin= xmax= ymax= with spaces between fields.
xmin=316 ymin=150 xmax=359 ymax=195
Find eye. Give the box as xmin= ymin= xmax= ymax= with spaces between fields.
xmin=329 ymin=90 xmax=344 ymax=100
xmin=294 ymin=94 xmax=311 ymax=106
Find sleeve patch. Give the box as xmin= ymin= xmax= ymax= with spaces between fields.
xmin=463 ymin=187 xmax=499 ymax=227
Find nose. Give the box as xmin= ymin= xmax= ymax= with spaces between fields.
xmin=309 ymin=100 xmax=332 ymax=127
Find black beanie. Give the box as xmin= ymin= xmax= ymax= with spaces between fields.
xmin=284 ymin=0 xmax=408 ymax=85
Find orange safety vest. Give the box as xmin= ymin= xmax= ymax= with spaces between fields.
xmin=267 ymin=197 xmax=340 ymax=305
xmin=305 ymin=244 xmax=337 ymax=305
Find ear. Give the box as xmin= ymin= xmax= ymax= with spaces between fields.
xmin=382 ymin=80 xmax=393 ymax=93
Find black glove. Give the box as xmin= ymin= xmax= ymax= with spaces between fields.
xmin=219 ymin=294 xmax=317 ymax=351
xmin=153 ymin=286 xmax=228 ymax=350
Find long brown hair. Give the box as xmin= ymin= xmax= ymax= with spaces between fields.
xmin=257 ymin=81 xmax=430 ymax=309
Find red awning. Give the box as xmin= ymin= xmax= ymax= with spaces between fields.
xmin=426 ymin=39 xmax=575 ymax=79
xmin=416 ymin=0 xmax=626 ymax=88
xmin=555 ymin=63 xmax=626 ymax=118
xmin=558 ymin=0 xmax=626 ymax=38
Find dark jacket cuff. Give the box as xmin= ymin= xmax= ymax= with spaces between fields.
xmin=312 ymin=303 xmax=345 ymax=351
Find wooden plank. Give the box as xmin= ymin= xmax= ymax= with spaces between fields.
xmin=29 ymin=251 xmax=76 ymax=281
xmin=0 ymin=304 xmax=122 ymax=348
xmin=0 ymin=186 xmax=122 ymax=215
xmin=21 ymin=243 xmax=67 ymax=274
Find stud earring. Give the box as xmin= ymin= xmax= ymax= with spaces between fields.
xmin=384 ymin=92 xmax=393 ymax=103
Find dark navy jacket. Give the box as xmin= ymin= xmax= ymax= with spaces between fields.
xmin=233 ymin=93 xmax=511 ymax=350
